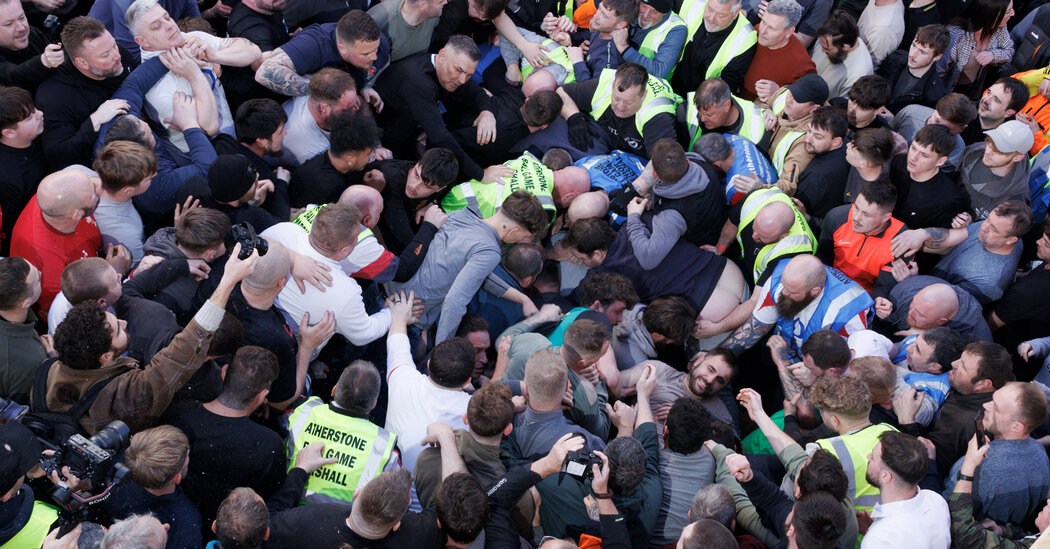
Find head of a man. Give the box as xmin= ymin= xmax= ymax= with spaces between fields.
xmin=126 ymin=0 xmax=183 ymax=51
xmin=332 ymin=360 xmax=382 ymax=415
xmin=336 ymin=10 xmax=382 ymax=72
xmin=497 ymin=190 xmax=549 ymax=243
xmin=906 ymin=283 xmax=959 ymax=330
xmin=982 ymin=120 xmax=1036 ymax=170
xmin=850 ymin=181 xmax=895 ymax=235
xmin=576 ymin=271 xmax=638 ymax=325
xmin=435 ymin=35 xmax=481 ymax=92
xmin=846 ymin=127 xmax=893 ymax=169
xmin=308 ymin=68 xmax=361 ymax=129
xmin=429 ymin=337 xmax=476 ymax=389
xmin=1037 ymin=220 xmax=1050 ymax=263
xmin=846 ymin=356 xmax=897 ymax=406
xmin=213 ymin=488 xmax=269 ymax=549
xmin=404 ymin=147 xmax=459 ymax=200
xmin=696 ymin=132 xmax=734 ymax=174
xmin=799 ymin=330 xmax=851 ymax=378
xmin=638 ymin=0 xmax=672 ymax=28
xmin=865 ymin=431 xmax=927 ymax=490
xmin=329 ymin=114 xmax=381 ymax=174
xmin=678 ymin=519 xmax=738 ymax=549
xmin=605 ymin=435 xmax=647 ymax=495
xmin=665 ymin=397 xmax=712 ymax=453
xmin=124 ymin=425 xmax=189 ymax=491
xmin=610 ymin=63 xmax=649 ymax=119
xmin=948 ymin=341 xmax=1013 ymax=395
xmin=436 ymin=473 xmax=489 ymax=547
xmin=776 ymin=255 xmax=827 ymax=319
xmin=694 ymin=78 xmax=734 ymax=130
xmin=561 ymin=319 xmax=611 ymax=372
xmin=796 ymin=449 xmax=848 ymax=501
xmin=642 ymin=296 xmax=696 ymax=346
xmin=846 ymin=75 xmax=891 ymax=128
xmin=175 ymin=207 xmax=230 ymax=261
xmin=62 ymin=17 xmax=124 ymax=80
xmin=804 ymin=106 xmax=847 ymax=155
xmin=54 ymin=302 xmax=129 ymax=369
xmin=929 ymin=93 xmax=977 ymax=135
xmin=0 ymin=257 xmax=40 ymax=313
xmin=983 ymin=381 xmax=1048 ymax=440
xmin=783 ymin=73 xmax=829 ymax=122
xmin=977 ymin=200 xmax=1032 ymax=252
xmin=907 ymin=124 xmax=954 ymax=175
xmin=465 ymin=379 xmax=514 ymax=437
xmin=979 ymin=77 xmax=1029 ymax=125
xmin=906 ymin=326 xmax=967 ymax=375
xmin=523 ymin=349 xmax=569 ymax=409
xmin=456 ymin=314 xmax=491 ymax=377
xmin=908 ymin=24 xmax=950 ymax=71
xmin=690 ymin=485 xmax=736 ymax=529
xmin=60 ymin=257 xmax=122 ymax=309
xmin=786 ymin=492 xmax=847 ymax=549
xmin=703 ymin=0 xmax=742 ymax=33
xmin=0 ymin=0 xmax=30 ymax=51
xmin=816 ymin=10 xmax=858 ymax=64
xmin=101 ymin=515 xmax=167 ymax=549
xmin=566 ymin=191 xmax=610 ymax=225
xmin=651 ymin=138 xmax=689 ymax=183
xmin=522 ymin=89 xmax=563 ymax=129
xmin=215 ymin=346 xmax=279 ymax=412
xmin=348 ymin=470 xmax=413 ymax=538
xmin=36 ymin=168 xmax=101 ymax=232
xmin=758 ymin=0 xmax=802 ymax=49
xmin=566 ymin=218 xmax=616 ymax=268
xmin=588 ymin=0 xmax=639 ymax=33
xmin=235 ymin=99 xmax=288 ymax=155
xmin=465 ymin=0 xmax=508 ymax=20
xmin=752 ymin=200 xmax=796 ymax=245
xmin=309 ymin=203 xmax=363 ymax=261
xmin=687 ymin=348 xmax=736 ymax=398
xmin=811 ymin=375 xmax=871 ymax=431
xmin=0 ymin=86 xmax=43 ymax=147
xmin=94 ymin=141 xmax=157 ymax=201
xmin=552 ymin=165 xmax=591 ymax=208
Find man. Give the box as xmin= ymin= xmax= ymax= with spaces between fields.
xmin=373 ymin=35 xmax=499 ymax=181
xmin=888 ymin=124 xmax=968 ymax=230
xmin=695 ymin=132 xmax=777 ymax=205
xmin=369 ymin=0 xmax=447 ymax=62
xmin=0 ymin=423 xmax=62 ymax=548
xmin=989 ymin=221 xmax=1050 ymax=373
xmin=876 ymin=277 xmax=992 ymax=341
xmin=620 ymin=349 xmax=739 ymax=429
xmin=261 ymin=203 xmax=392 ymax=350
xmin=36 ymin=241 xmax=255 ymax=434
xmin=877 ymin=24 xmax=949 ymax=114
xmin=169 ymin=346 xmax=288 ymax=531
xmin=558 ymin=62 xmax=679 ymax=159
xmin=619 ymin=0 xmax=686 ymax=80
xmin=819 ymin=182 xmax=907 ymax=297
xmin=0 ymin=0 xmax=62 ymax=92
xmin=720 ymin=254 xmax=872 ymax=357
xmin=212 ymin=98 xmax=290 ymax=185
xmin=892 ymin=200 xmax=1031 ymax=304
xmin=227 ymin=0 xmax=291 ymax=54
xmin=895 ymin=326 xmax=967 ymax=420
xmin=856 ymin=0 xmax=903 ymax=68
xmin=794 ymin=106 xmax=850 ymax=227
xmin=291 ymin=114 xmax=381 ymax=207
xmin=466 ymin=246 xmax=542 ymax=342
xmin=581 ymin=0 xmax=637 ymax=75
xmin=178 ymin=154 xmax=285 ymax=233
xmin=279 ymin=68 xmax=362 ymax=165
xmin=652 ymin=398 xmax=716 ymax=546
xmin=9 ymin=169 xmax=131 ymax=313
xmin=0 ymin=257 xmax=44 ymax=400
xmin=88 ymin=0 xmax=199 ymax=61
xmin=842 ymin=74 xmax=893 ymax=134
xmin=861 ymin=431 xmax=950 ymax=547
xmin=680 ymin=77 xmax=766 ymax=151
xmin=757 ymin=73 xmax=829 ymax=195
xmin=613 ymin=295 xmax=699 ymax=368
xmin=842 ymin=127 xmax=893 ymax=203
xmin=36 ymin=16 xmax=134 ymax=170
xmin=812 ymin=10 xmax=874 ymax=99
xmin=455 ymin=314 xmax=492 ymax=381
xmin=969 ymin=381 xmax=1050 ymax=524
xmin=398 ymin=191 xmax=547 ymax=345
xmin=960 ymin=77 xmax=1030 ymax=146
xmin=255 ymin=9 xmax=389 ymax=103
xmin=891 ymin=92 xmax=977 ymax=172
xmin=286 ymin=360 xmax=401 ymax=504
xmin=373 ymin=148 xmax=459 ymax=255
xmin=92 ymin=141 xmax=156 ymax=265
xmin=0 ymin=86 xmax=46 ymax=252
xmin=125 ymin=0 xmax=262 ymax=151
xmin=740 ymin=0 xmax=816 ymax=103
xmin=674 ymin=0 xmax=757 ymax=95
xmin=958 ymin=120 xmax=1033 ymax=221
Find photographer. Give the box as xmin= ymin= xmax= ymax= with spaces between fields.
xmin=0 ymin=422 xmax=60 ymax=547
xmin=35 ymin=243 xmax=260 ymax=435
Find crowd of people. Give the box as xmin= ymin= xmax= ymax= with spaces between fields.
xmin=1 ymin=0 xmax=1050 ymax=546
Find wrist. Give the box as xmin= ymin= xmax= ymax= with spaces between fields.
xmin=715 ymin=244 xmax=725 ymax=253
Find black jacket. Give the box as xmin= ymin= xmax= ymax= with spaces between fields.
xmin=0 ymin=27 xmax=51 ymax=91
xmin=878 ymin=49 xmax=948 ymax=115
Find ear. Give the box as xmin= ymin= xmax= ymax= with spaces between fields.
xmin=935 ymin=155 xmax=948 ymax=168
xmin=0 ymin=128 xmax=16 ymax=141
xmin=134 ymin=35 xmax=147 ymax=48
xmin=1011 ymin=153 xmax=1025 ymax=164
xmin=929 ymin=363 xmax=944 ymax=375
xmin=589 ymin=299 xmax=602 ymax=311
xmin=1005 ymin=235 xmax=1019 ymax=248
xmin=932 ymin=53 xmax=944 ymax=63
xmin=1005 ymin=109 xmax=1018 ymax=119
xmin=96 ymin=296 xmax=109 ymax=308
xmin=974 ymin=378 xmax=994 ymax=393
xmin=503 ymin=422 xmax=514 ymax=436
xmin=462 ymin=412 xmax=469 ymax=425
xmin=662 ymin=424 xmax=669 ymax=439
xmin=100 ymin=350 xmax=115 ymax=366
xmin=264 ymin=527 xmax=270 ymax=540
xmin=331 ymin=385 xmax=337 ymax=398
xmin=832 ymin=136 xmax=843 ymax=149
xmin=211 ymin=521 xmax=217 ymax=534
xmin=521 ymin=275 xmax=534 ymax=288
xmin=392 ymin=521 xmax=402 ymax=532
xmin=220 ymin=363 xmax=229 ymax=380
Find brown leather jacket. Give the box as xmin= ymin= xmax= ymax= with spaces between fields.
xmin=34 ymin=319 xmax=214 ymax=435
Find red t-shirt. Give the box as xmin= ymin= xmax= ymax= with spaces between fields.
xmin=741 ymin=28 xmax=818 ymax=101
xmin=9 ymin=195 xmax=102 ymax=313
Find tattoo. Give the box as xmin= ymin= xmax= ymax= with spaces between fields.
xmin=778 ymin=362 xmax=804 ymax=401
xmin=925 ymin=227 xmax=949 ymax=251
xmin=720 ymin=317 xmax=773 ymax=355
xmin=256 ymin=50 xmax=310 ymax=96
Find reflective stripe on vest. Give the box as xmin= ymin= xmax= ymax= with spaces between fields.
xmin=639 ymin=14 xmax=687 ymax=60
xmin=293 ymin=205 xmax=374 ymax=242
xmin=287 ymin=397 xmax=397 ymax=505
xmin=686 ymin=94 xmax=765 ymax=151
xmin=547 ymin=306 xmax=590 ymax=347
xmin=590 ymin=69 xmax=681 ymax=134
xmin=704 ymin=12 xmax=756 ymax=79
xmin=441 ymin=153 xmax=558 ymax=218
xmin=678 ymin=0 xmax=708 ymax=41
xmin=771 ymin=130 xmax=805 ymax=175
xmin=1 ymin=501 xmax=60 ymax=549
xmin=522 ymin=39 xmax=577 ymax=84
xmin=817 ymin=423 xmax=898 ymax=512
xmin=737 ymin=188 xmax=816 ymax=282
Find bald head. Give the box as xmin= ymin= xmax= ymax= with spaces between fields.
xmin=553 ymin=166 xmax=591 ymax=208
xmin=242 ymin=241 xmax=291 ymax=293
xmin=782 ymin=254 xmax=827 ymax=291
xmin=37 ymin=169 xmax=99 ymax=221
xmin=523 ymin=69 xmax=557 ymax=98
xmin=909 ymin=283 xmax=959 ymax=329
xmin=567 ymin=191 xmax=610 ymax=225
xmin=338 ymin=185 xmax=384 ymax=228
xmin=753 ymin=200 xmax=794 ymax=245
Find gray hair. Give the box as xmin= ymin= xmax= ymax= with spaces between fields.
xmin=125 ymin=0 xmax=161 ymax=35
xmin=765 ymin=0 xmax=803 ymax=30
xmin=101 ymin=515 xmax=167 ymax=549
xmin=690 ymin=485 xmax=736 ymax=528
xmin=695 ymin=78 xmax=732 ymax=109
xmin=334 ymin=360 xmax=382 ymax=414
xmin=696 ymin=133 xmax=734 ymax=163
xmin=711 ymin=0 xmax=742 ymax=7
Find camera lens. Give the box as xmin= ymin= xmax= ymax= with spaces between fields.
xmin=90 ymin=421 xmax=130 ymax=452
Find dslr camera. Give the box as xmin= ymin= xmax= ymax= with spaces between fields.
xmin=231 ymin=222 xmax=269 ymax=260
xmin=558 ymin=433 xmax=602 ymax=485
xmin=37 ymin=421 xmax=132 ymax=511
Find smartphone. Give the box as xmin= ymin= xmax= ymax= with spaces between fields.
xmin=975 ymin=408 xmax=988 ymax=446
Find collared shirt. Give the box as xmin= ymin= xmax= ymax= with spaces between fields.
xmin=862 ymin=489 xmax=950 ymax=548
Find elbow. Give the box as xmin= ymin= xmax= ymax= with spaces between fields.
xmin=254 ymin=63 xmax=272 ymax=86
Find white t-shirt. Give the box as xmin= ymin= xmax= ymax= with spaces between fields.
xmin=141 ymin=31 xmax=236 ymax=153
xmin=861 ymin=489 xmax=950 ymax=548
xmin=858 ymin=0 xmax=905 ymax=67
xmin=812 ymin=38 xmax=875 ymax=99
xmin=261 ymin=222 xmax=391 ymax=349
xmin=94 ymin=197 xmax=144 ymax=265
xmin=282 ymin=94 xmax=329 ymax=166
xmin=384 ymin=333 xmax=470 ymax=473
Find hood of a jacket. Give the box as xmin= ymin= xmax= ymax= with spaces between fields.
xmin=653 ymin=153 xmax=711 ymax=199
xmin=615 ymin=304 xmax=656 ymax=358
xmin=142 ymin=227 xmax=185 ymax=259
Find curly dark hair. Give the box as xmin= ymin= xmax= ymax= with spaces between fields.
xmin=54 ymin=302 xmax=113 ymax=370
xmin=436 ymin=473 xmax=489 ymax=543
xmin=665 ymin=397 xmax=712 ymax=454
xmin=605 ymin=436 xmax=647 ymax=496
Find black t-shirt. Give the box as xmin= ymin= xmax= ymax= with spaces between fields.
xmin=226 ymin=286 xmax=299 ymax=402
xmin=562 ymin=78 xmax=677 ymax=158
xmin=0 ymin=139 xmax=47 ymax=252
xmin=888 ymin=154 xmax=967 ymax=229
xmin=994 ymin=266 xmax=1050 ymax=341
xmin=266 ymin=504 xmax=447 ymax=549
xmin=795 ymin=144 xmax=850 ymax=221
xmin=169 ymin=402 xmax=287 ymax=526
xmin=843 ymin=164 xmax=891 ymax=204
xmin=290 ymin=151 xmax=352 ymax=207
xmin=227 ymin=3 xmax=290 ymax=52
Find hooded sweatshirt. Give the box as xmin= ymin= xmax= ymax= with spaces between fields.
xmin=958 ymin=142 xmax=1030 ymax=220
xmin=612 ymin=304 xmax=657 ymax=370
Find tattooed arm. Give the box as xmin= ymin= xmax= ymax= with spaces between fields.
xmin=255 ymin=49 xmax=310 ymax=97
xmin=720 ymin=315 xmax=774 ymax=355
xmin=768 ymin=335 xmax=805 ymax=401
xmin=890 ymin=226 xmax=969 ymax=258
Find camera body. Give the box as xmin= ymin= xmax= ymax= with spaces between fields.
xmin=559 ymin=436 xmax=602 ymax=485
xmin=230 ymin=222 xmax=269 ymax=259
xmin=38 ymin=421 xmax=131 ymax=510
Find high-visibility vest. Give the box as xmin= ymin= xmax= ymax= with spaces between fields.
xmin=440 ymin=152 xmax=558 ymax=219
xmin=737 ymin=188 xmax=816 ymax=283
xmin=286 ymin=397 xmax=398 ymax=505
xmin=638 ymin=13 xmax=687 ymax=60
xmin=589 ymin=68 xmax=681 ymax=134
xmin=817 ymin=423 xmax=898 ymax=512
xmin=522 ymin=39 xmax=577 ymax=84
xmin=293 ymin=205 xmax=375 ymax=242
xmin=771 ymin=129 xmax=805 ymax=176
xmin=685 ymin=93 xmax=765 ymax=150
xmin=1 ymin=500 xmax=60 ymax=548
xmin=677 ymin=0 xmax=756 ymax=75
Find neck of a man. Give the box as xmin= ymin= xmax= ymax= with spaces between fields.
xmin=401 ymin=1 xmax=430 ymax=26
xmin=98 ymin=189 xmax=129 ymax=203
xmin=175 ymin=244 xmax=208 ymax=261
xmin=0 ymin=135 xmax=33 ymax=150
xmin=909 ymin=166 xmax=940 ymax=182
xmin=528 ymin=400 xmax=562 ymax=413
xmin=723 ymin=101 xmax=741 ymax=128
xmin=766 ymin=36 xmax=790 ymax=51
xmin=145 ymin=483 xmax=177 ymax=497
xmin=41 ymin=213 xmax=79 ymax=234
xmin=469 ymin=430 xmax=503 ymax=446
xmin=988 ymin=161 xmax=1016 ymax=177
xmin=857 ymin=164 xmax=882 ymax=181
xmin=836 ymin=416 xmax=870 ymax=435
xmin=246 ymin=0 xmax=275 ymax=14
xmin=328 ymin=151 xmax=352 ymax=174
xmin=204 ymin=398 xmax=253 ymax=418
xmin=909 ymin=62 xmax=933 ymax=78
xmin=240 ymin=284 xmax=279 ymax=310
xmin=879 ymin=480 xmax=918 ymax=505
xmin=242 ymin=140 xmax=268 ymax=158
xmin=864 ymin=219 xmax=892 ymax=236
xmin=980 ymin=115 xmax=1004 ymax=130
xmin=0 ymin=308 xmax=28 ymax=324
xmin=483 ymin=214 xmax=517 ymax=243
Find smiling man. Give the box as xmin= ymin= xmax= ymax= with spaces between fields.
xmin=620 ymin=351 xmax=739 ymax=433
xmin=959 ymin=77 xmax=1030 ymax=146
